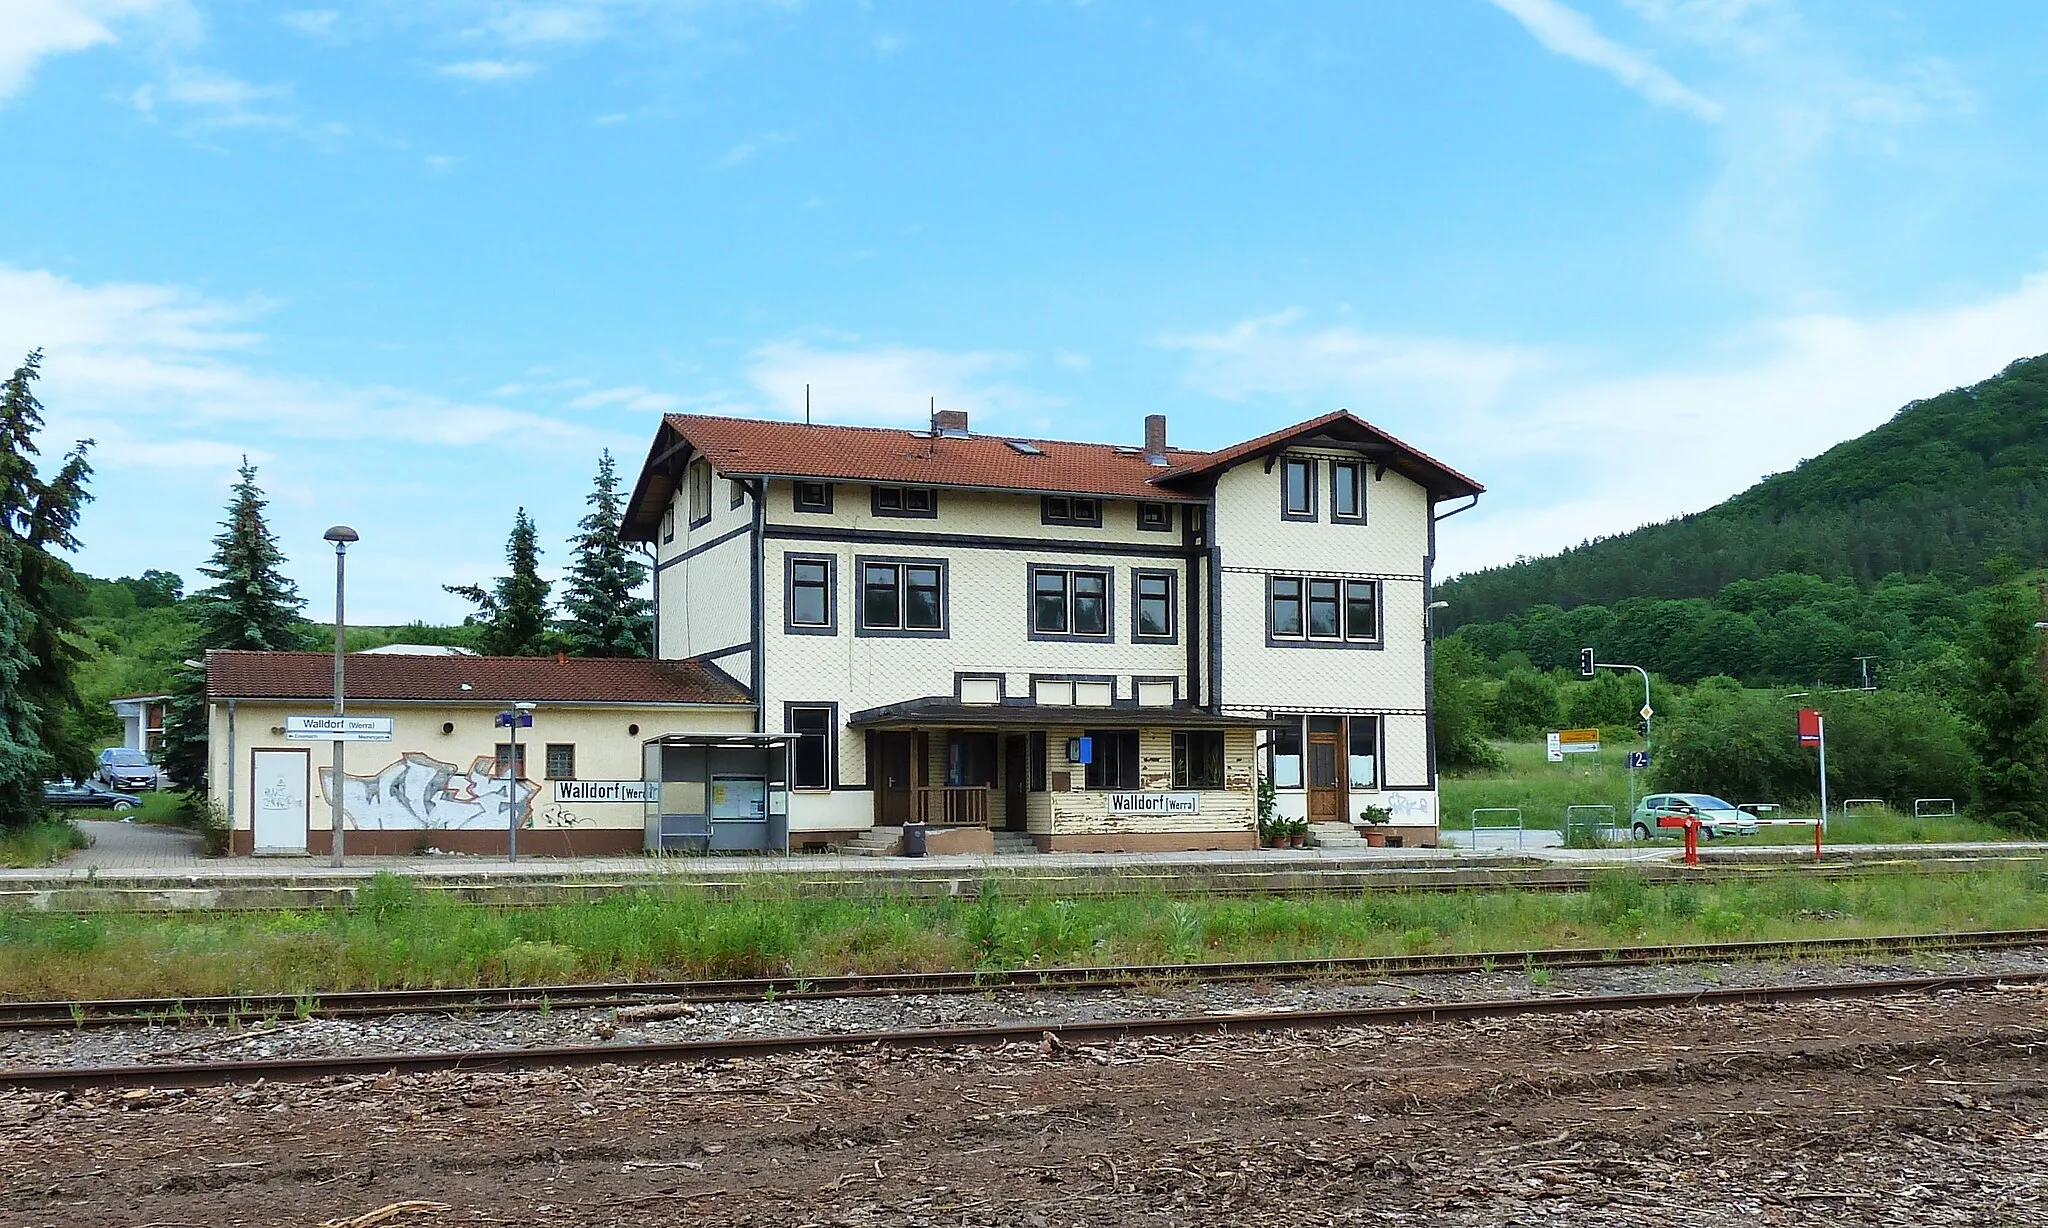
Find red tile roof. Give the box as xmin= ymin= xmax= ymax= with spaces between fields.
xmin=1153 ymin=409 xmax=1485 ymax=498
xmin=660 ymin=413 xmax=1211 ymax=502
xmin=205 ymin=651 xmax=751 ymax=705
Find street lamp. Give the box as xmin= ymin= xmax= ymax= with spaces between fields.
xmin=497 ymin=701 xmax=536 ymax=861
xmin=322 ymin=525 xmax=359 ymax=867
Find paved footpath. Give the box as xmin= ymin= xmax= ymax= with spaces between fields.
xmin=61 ymin=820 xmax=205 ymax=870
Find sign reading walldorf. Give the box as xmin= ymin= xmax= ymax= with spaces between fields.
xmin=1107 ymin=792 xmax=1200 ymax=815
xmin=552 ymin=780 xmax=654 ymax=804
xmin=285 ymin=715 xmax=394 ymax=742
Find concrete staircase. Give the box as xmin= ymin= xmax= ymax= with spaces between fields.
xmin=841 ymin=827 xmax=902 ymax=857
xmin=1309 ymin=822 xmax=1369 ymax=851
xmin=991 ymin=831 xmax=1040 ymax=856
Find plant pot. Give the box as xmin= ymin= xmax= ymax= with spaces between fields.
xmin=1364 ymin=829 xmax=1387 ymax=847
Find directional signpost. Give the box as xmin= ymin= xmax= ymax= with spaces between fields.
xmin=285 ymin=715 xmax=394 ymax=742
xmin=1580 ymin=649 xmax=1655 ymax=815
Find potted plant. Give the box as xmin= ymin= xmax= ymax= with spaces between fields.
xmin=1359 ymin=804 xmax=1392 ymax=848
xmin=1257 ymin=778 xmax=1283 ymax=848
xmin=1289 ymin=819 xmax=1310 ymax=848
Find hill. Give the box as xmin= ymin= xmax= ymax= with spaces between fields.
xmin=1439 ymin=354 xmax=2048 ymax=628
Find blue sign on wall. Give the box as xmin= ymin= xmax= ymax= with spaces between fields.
xmin=1071 ymin=735 xmax=1094 ymax=765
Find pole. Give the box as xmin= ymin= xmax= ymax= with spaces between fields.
xmin=330 ymin=541 xmax=346 ymax=867
xmin=507 ymin=717 xmax=520 ymax=863
xmin=1817 ymin=714 xmax=1829 ymax=833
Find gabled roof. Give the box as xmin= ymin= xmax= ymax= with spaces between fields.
xmin=1152 ymin=409 xmax=1485 ymax=499
xmin=205 ymin=651 xmax=752 ymax=706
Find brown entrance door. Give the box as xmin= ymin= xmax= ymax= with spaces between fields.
xmin=875 ymin=732 xmax=917 ymax=825
xmin=1002 ymin=734 xmax=1030 ymax=832
xmin=1307 ymin=730 xmax=1343 ymax=823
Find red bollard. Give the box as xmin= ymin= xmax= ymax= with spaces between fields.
xmin=1658 ymin=814 xmax=1699 ymax=866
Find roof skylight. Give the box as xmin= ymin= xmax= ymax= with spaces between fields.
xmin=1005 ymin=439 xmax=1045 ymax=456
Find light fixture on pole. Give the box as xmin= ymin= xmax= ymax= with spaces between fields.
xmin=322 ymin=525 xmax=359 ymax=867
xmin=496 ymin=702 xmax=536 ymax=861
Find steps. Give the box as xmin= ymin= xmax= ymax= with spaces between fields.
xmin=841 ymin=827 xmax=902 ymax=858
xmin=991 ymin=831 xmax=1040 ymax=856
xmin=1309 ymin=822 xmax=1369 ymax=851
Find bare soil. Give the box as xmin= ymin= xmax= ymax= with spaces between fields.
xmin=3 ymin=986 xmax=2045 ymax=1226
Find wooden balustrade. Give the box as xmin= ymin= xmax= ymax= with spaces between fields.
xmin=913 ymin=786 xmax=991 ymax=828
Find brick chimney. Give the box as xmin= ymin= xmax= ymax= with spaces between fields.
xmin=931 ymin=408 xmax=970 ymax=438
xmin=1143 ymin=413 xmax=1168 ymax=466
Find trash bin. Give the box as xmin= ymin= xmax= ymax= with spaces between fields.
xmin=901 ymin=822 xmax=928 ymax=858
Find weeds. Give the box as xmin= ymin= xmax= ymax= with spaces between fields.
xmin=0 ymin=820 xmax=88 ymax=868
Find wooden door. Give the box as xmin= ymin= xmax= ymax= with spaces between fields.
xmin=875 ymin=732 xmax=916 ymax=825
xmin=1306 ymin=732 xmax=1343 ymax=823
xmin=1002 ymin=734 xmax=1030 ymax=832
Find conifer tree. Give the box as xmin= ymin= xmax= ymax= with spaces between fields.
xmin=1963 ymin=565 xmax=2048 ymax=834
xmin=446 ymin=508 xmax=554 ymax=656
xmin=159 ymin=458 xmax=307 ymax=792
xmin=560 ymin=451 xmax=652 ymax=657
xmin=0 ymin=542 xmax=47 ymax=829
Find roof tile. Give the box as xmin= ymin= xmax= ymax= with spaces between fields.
xmin=205 ymin=651 xmax=751 ymax=705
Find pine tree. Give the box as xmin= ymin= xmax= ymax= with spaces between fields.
xmin=0 ymin=350 xmax=96 ymax=789
xmin=159 ymin=458 xmax=307 ymax=792
xmin=560 ymin=451 xmax=652 ymax=657
xmin=1962 ymin=568 xmax=2048 ymax=834
xmin=0 ymin=541 xmax=47 ymax=829
xmin=446 ymin=508 xmax=554 ymax=656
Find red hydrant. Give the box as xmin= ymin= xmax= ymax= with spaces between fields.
xmin=1658 ymin=813 xmax=1700 ymax=867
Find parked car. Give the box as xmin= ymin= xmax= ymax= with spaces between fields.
xmin=1630 ymin=793 xmax=1759 ymax=841
xmin=95 ymin=747 xmax=163 ymax=792
xmin=42 ymin=778 xmax=141 ymax=812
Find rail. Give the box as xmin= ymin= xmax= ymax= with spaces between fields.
xmin=1915 ymin=798 xmax=1958 ymax=819
xmin=915 ymin=786 xmax=991 ymax=827
xmin=1842 ymin=798 xmax=1886 ymax=815
xmin=1469 ymin=807 xmax=1524 ymax=848
xmin=1562 ymin=804 xmax=1615 ymax=844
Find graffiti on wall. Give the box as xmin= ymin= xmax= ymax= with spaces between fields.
xmin=318 ymin=752 xmax=538 ymax=830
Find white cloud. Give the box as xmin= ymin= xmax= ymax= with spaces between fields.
xmin=438 ymin=59 xmax=537 ymax=82
xmin=280 ymin=9 xmax=337 ymax=38
xmin=714 ymin=130 xmax=794 ymax=169
xmin=423 ymin=154 xmax=460 ymax=172
xmin=1486 ymin=0 xmax=1723 ymax=122
xmin=745 ymin=339 xmax=1053 ymax=426
xmin=486 ymin=5 xmax=607 ymax=44
xmin=0 ymin=0 xmax=180 ymax=102
xmin=566 ymin=385 xmax=684 ymax=412
xmin=130 ymin=67 xmax=290 ymax=128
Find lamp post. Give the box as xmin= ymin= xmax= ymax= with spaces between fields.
xmin=323 ymin=525 xmax=359 ymax=867
xmin=498 ymin=702 xmax=536 ymax=861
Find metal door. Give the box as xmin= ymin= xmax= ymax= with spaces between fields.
xmin=251 ymin=747 xmax=310 ymax=854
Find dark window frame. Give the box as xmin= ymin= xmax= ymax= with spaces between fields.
xmin=1330 ymin=459 xmax=1367 ymax=524
xmin=785 ymin=703 xmax=836 ymax=791
xmin=1082 ymin=728 xmax=1141 ymax=790
xmin=1132 ymin=568 xmax=1177 ymax=642
xmin=687 ymin=460 xmax=713 ymax=529
xmin=1029 ymin=730 xmax=1048 ymax=792
xmin=492 ymin=743 xmax=530 ymax=777
xmin=1265 ymin=718 xmax=1304 ymax=790
xmin=660 ymin=505 xmax=676 ymax=545
xmin=945 ymin=730 xmax=1000 ymax=787
xmin=792 ymin=480 xmax=834 ymax=514
xmin=1266 ymin=575 xmax=1385 ymax=649
xmin=783 ymin=552 xmax=838 ymax=635
xmin=871 ymin=485 xmax=938 ymax=519
xmin=1041 ymin=495 xmax=1103 ymax=528
xmin=1172 ymin=730 xmax=1225 ymax=790
xmin=1028 ymin=563 xmax=1115 ymax=642
xmin=854 ymin=554 xmax=949 ymax=638
xmin=729 ymin=478 xmax=746 ymax=510
xmin=1347 ymin=716 xmax=1380 ymax=792
xmin=1280 ymin=455 xmax=1317 ymax=522
xmin=543 ymin=743 xmax=576 ymax=780
xmin=1136 ymin=501 xmax=1173 ymax=533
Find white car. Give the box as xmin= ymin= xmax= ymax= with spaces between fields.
xmin=1631 ymin=794 xmax=1760 ymax=841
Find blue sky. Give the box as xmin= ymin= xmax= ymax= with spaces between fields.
xmin=4 ymin=0 xmax=2047 ymax=622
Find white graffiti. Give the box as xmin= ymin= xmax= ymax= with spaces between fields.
xmin=1382 ymin=790 xmax=1440 ymax=824
xmin=318 ymin=752 xmax=538 ymax=831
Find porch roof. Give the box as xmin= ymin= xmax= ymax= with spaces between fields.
xmin=846 ymin=698 xmax=1275 ymax=730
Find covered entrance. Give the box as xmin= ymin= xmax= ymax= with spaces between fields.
xmin=1306 ymin=716 xmax=1344 ymax=822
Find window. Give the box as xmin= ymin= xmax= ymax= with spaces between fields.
xmin=788 ymin=706 xmax=833 ymax=790
xmin=730 ymin=478 xmax=746 ymax=510
xmin=858 ymin=559 xmax=946 ymax=634
xmin=1269 ymin=576 xmax=1381 ymax=645
xmin=1042 ymin=495 xmax=1102 ymax=527
xmin=1082 ymin=729 xmax=1141 ymax=790
xmin=785 ymin=555 xmax=835 ymax=633
xmin=872 ymin=485 xmax=937 ymax=518
xmin=1137 ymin=501 xmax=1172 ymax=532
xmin=544 ymin=743 xmax=576 ymax=780
xmin=1031 ymin=566 xmax=1110 ymax=638
xmin=1332 ymin=460 xmax=1366 ymax=523
xmin=1268 ymin=721 xmax=1303 ymax=788
xmin=1348 ymin=717 xmax=1378 ymax=791
xmin=687 ymin=462 xmax=712 ymax=527
xmin=1281 ymin=456 xmax=1316 ymax=520
xmin=1173 ymin=731 xmax=1225 ymax=790
xmin=1030 ymin=730 xmax=1048 ymax=792
xmin=660 ymin=506 xmax=675 ymax=545
xmin=793 ymin=481 xmax=832 ymax=513
xmin=1134 ymin=570 xmax=1175 ymax=640
xmin=1188 ymin=506 xmax=1208 ymax=545
xmin=492 ymin=743 xmax=529 ymax=778
xmin=946 ymin=732 xmax=998 ymax=787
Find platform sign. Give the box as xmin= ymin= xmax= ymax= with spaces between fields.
xmin=552 ymin=780 xmax=653 ymax=804
xmin=1797 ymin=708 xmax=1822 ymax=747
xmin=285 ymin=715 xmax=394 ymax=742
xmin=1108 ymin=792 xmax=1199 ymax=815
xmin=1546 ymin=733 xmax=1563 ymax=763
xmin=1626 ymin=751 xmax=1651 ymax=770
xmin=1556 ymin=728 xmax=1601 ymax=755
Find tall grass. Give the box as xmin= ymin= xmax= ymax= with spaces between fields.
xmin=2 ymin=867 xmax=2045 ymax=1001
xmin=1748 ymin=806 xmax=2012 ymax=846
xmin=1442 ymin=740 xmax=1637 ymax=830
xmin=0 ymin=820 xmax=88 ymax=868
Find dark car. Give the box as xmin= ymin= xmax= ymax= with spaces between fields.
xmin=95 ymin=747 xmax=163 ymax=791
xmin=43 ymin=778 xmax=141 ymax=812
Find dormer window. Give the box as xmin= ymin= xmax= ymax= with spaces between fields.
xmin=1137 ymin=501 xmax=1171 ymax=532
xmin=1042 ymin=495 xmax=1102 ymax=527
xmin=793 ymin=481 xmax=833 ymax=513
xmin=872 ymin=485 xmax=937 ymax=518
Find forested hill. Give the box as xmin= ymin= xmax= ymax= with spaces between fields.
xmin=1439 ymin=353 xmax=2048 ymax=629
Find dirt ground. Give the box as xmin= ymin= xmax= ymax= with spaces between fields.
xmin=3 ymin=986 xmax=2045 ymax=1227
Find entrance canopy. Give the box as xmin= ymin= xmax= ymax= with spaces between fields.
xmin=847 ymin=697 xmax=1273 ymax=730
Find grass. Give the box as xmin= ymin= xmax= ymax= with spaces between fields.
xmin=1441 ymin=740 xmax=1639 ymax=831
xmin=130 ymin=791 xmax=189 ymax=826
xmin=1750 ymin=806 xmax=2013 ymax=846
xmin=2 ymin=866 xmax=2047 ymax=1001
xmin=0 ymin=819 xmax=89 ymax=869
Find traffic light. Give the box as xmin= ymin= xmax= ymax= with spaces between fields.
xmin=1579 ymin=648 xmax=1595 ymax=678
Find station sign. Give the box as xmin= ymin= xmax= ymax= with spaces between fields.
xmin=1107 ymin=792 xmax=1200 ymax=815
xmin=1797 ymin=708 xmax=1822 ymax=747
xmin=552 ymin=780 xmax=653 ymax=804
xmin=285 ymin=715 xmax=394 ymax=742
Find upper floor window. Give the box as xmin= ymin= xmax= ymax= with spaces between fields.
xmin=730 ymin=478 xmax=746 ymax=510
xmin=1188 ymin=506 xmax=1208 ymax=546
xmin=859 ymin=558 xmax=946 ymax=635
xmin=1137 ymin=501 xmax=1172 ymax=532
xmin=1042 ymin=495 xmax=1102 ymax=527
xmin=687 ymin=461 xmax=712 ymax=527
xmin=1031 ymin=566 xmax=1110 ymax=638
xmin=1172 ymin=731 xmax=1224 ymax=790
xmin=1331 ymin=460 xmax=1366 ymax=523
xmin=1269 ymin=576 xmax=1380 ymax=645
xmin=1281 ymin=456 xmax=1316 ymax=521
xmin=793 ymin=481 xmax=833 ymax=513
xmin=872 ymin=485 xmax=937 ymax=518
xmin=785 ymin=554 xmax=836 ymax=634
xmin=1133 ymin=569 xmax=1175 ymax=641
xmin=660 ymin=506 xmax=675 ymax=545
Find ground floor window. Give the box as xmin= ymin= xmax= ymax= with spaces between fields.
xmin=1172 ymin=731 xmax=1225 ymax=789
xmin=1029 ymin=730 xmax=1048 ymax=791
xmin=1267 ymin=720 xmax=1303 ymax=788
xmin=1348 ymin=717 xmax=1379 ymax=791
xmin=788 ymin=706 xmax=834 ymax=790
xmin=1083 ymin=729 xmax=1141 ymax=790
xmin=947 ymin=731 xmax=999 ymax=787
xmin=544 ymin=743 xmax=576 ymax=780
xmin=492 ymin=743 xmax=529 ymax=777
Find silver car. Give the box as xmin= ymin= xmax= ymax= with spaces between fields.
xmin=96 ymin=748 xmax=163 ymax=792
xmin=1630 ymin=793 xmax=1759 ymax=841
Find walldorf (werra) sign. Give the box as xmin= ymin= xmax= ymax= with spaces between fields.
xmin=1107 ymin=792 xmax=1200 ymax=815
xmin=552 ymin=780 xmax=653 ymax=804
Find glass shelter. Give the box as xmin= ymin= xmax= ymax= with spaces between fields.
xmin=641 ymin=733 xmax=792 ymax=853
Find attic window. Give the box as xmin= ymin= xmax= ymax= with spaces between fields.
xmin=1005 ymin=440 xmax=1045 ymax=456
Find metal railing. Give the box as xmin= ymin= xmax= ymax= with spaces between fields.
xmin=1841 ymin=798 xmax=1886 ymax=816
xmin=1563 ymin=804 xmax=1615 ymax=843
xmin=1914 ymin=798 xmax=1958 ymax=819
xmin=1469 ymin=807 xmax=1524 ymax=849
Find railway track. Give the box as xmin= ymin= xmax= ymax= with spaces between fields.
xmin=6 ymin=967 xmax=2044 ymax=1092
xmin=6 ymin=926 xmax=2045 ymax=1030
